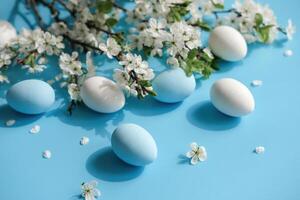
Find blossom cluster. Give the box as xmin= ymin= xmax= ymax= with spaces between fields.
xmin=127 ymin=0 xmax=224 ymax=24
xmin=129 ymin=18 xmax=216 ymax=77
xmin=0 ymin=0 xmax=296 ymax=113
xmin=218 ymin=0 xmax=296 ymax=43
xmin=114 ymin=53 xmax=155 ymax=98
xmin=0 ymin=28 xmax=64 ymax=83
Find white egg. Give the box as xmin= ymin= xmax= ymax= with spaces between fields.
xmin=0 ymin=21 xmax=17 ymax=48
xmin=209 ymin=25 xmax=247 ymax=62
xmin=80 ymin=76 xmax=125 ymax=113
xmin=210 ymin=78 xmax=255 ymax=117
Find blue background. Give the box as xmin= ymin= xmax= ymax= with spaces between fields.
xmin=1 ymin=0 xmax=300 ymax=199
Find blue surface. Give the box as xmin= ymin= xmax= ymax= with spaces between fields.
xmin=1 ymin=0 xmax=300 ymax=200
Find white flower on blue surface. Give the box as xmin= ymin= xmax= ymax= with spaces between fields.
xmin=99 ymin=37 xmax=121 ymax=59
xmin=186 ymin=142 xmax=207 ymax=165
xmin=81 ymin=180 xmax=101 ymax=200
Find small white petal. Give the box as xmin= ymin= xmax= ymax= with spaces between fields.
xmin=93 ymin=188 xmax=101 ymax=197
xmin=284 ymin=49 xmax=293 ymax=57
xmin=80 ymin=137 xmax=90 ymax=145
xmin=251 ymin=80 xmax=263 ymax=87
xmin=190 ymin=142 xmax=198 ymax=151
xmin=197 ymin=146 xmax=207 ymax=162
xmin=84 ymin=193 xmax=95 ymax=200
xmin=255 ymin=146 xmax=265 ymax=154
xmin=191 ymin=155 xmax=199 ymax=165
xmin=30 ymin=125 xmax=40 ymax=134
xmin=5 ymin=119 xmax=16 ymax=127
xmin=186 ymin=150 xmax=195 ymax=158
xmin=42 ymin=150 xmax=52 ymax=159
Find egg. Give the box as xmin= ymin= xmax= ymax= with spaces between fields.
xmin=80 ymin=76 xmax=125 ymax=113
xmin=209 ymin=25 xmax=247 ymax=61
xmin=152 ymin=68 xmax=196 ymax=103
xmin=111 ymin=123 xmax=158 ymax=166
xmin=6 ymin=79 xmax=55 ymax=115
xmin=210 ymin=78 xmax=255 ymax=117
xmin=0 ymin=21 xmax=17 ymax=48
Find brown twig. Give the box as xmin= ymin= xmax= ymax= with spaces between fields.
xmin=112 ymin=2 xmax=128 ymax=12
xmin=29 ymin=0 xmax=46 ymax=29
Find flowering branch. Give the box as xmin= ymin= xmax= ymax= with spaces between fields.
xmin=0 ymin=0 xmax=296 ymax=113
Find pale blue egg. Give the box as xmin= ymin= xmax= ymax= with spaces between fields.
xmin=111 ymin=123 xmax=158 ymax=166
xmin=153 ymin=68 xmax=196 ymax=103
xmin=6 ymin=79 xmax=55 ymax=115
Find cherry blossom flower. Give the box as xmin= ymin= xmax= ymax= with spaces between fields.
xmin=99 ymin=38 xmax=121 ymax=59
xmin=81 ymin=181 xmax=101 ymax=200
xmin=186 ymin=142 xmax=207 ymax=165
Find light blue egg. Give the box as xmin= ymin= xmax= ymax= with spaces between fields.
xmin=153 ymin=68 xmax=196 ymax=103
xmin=111 ymin=123 xmax=158 ymax=166
xmin=6 ymin=79 xmax=55 ymax=115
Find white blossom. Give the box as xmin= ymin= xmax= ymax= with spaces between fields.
xmin=0 ymin=20 xmax=17 ymax=48
xmin=284 ymin=49 xmax=293 ymax=57
xmin=99 ymin=37 xmax=121 ymax=59
xmin=81 ymin=181 xmax=101 ymax=200
xmin=18 ymin=28 xmax=64 ymax=55
xmin=255 ymin=146 xmax=265 ymax=154
xmin=68 ymin=83 xmax=81 ymax=101
xmin=80 ymin=136 xmax=90 ymax=145
xmin=48 ymin=22 xmax=68 ymax=36
xmin=114 ymin=53 xmax=155 ymax=97
xmin=30 ymin=125 xmax=41 ymax=134
xmin=59 ymin=52 xmax=83 ymax=76
xmin=167 ymin=57 xmax=179 ymax=67
xmin=0 ymin=48 xmax=14 ymax=68
xmin=22 ymin=64 xmax=47 ymax=73
xmin=42 ymin=150 xmax=52 ymax=159
xmin=251 ymin=80 xmax=263 ymax=87
xmin=0 ymin=74 xmax=9 ymax=83
xmin=186 ymin=142 xmax=207 ymax=165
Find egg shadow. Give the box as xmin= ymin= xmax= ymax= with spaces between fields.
xmin=125 ymin=96 xmax=182 ymax=116
xmin=177 ymin=154 xmax=190 ymax=165
xmin=86 ymin=147 xmax=144 ymax=182
xmin=52 ymin=103 xmax=124 ymax=138
xmin=0 ymin=104 xmax=43 ymax=127
xmin=186 ymin=101 xmax=241 ymax=131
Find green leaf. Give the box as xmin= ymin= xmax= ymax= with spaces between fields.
xmin=97 ymin=0 xmax=113 ymax=13
xmin=183 ymin=47 xmax=219 ymax=78
xmin=194 ymin=20 xmax=211 ymax=31
xmin=105 ymin=18 xmax=118 ymax=27
xmin=187 ymin=48 xmax=198 ymax=59
xmin=256 ymin=24 xmax=274 ymax=43
xmin=212 ymin=1 xmax=224 ymax=9
xmin=167 ymin=2 xmax=190 ymax=22
xmin=112 ymin=32 xmax=125 ymax=44
xmin=255 ymin=13 xmax=263 ymax=26
xmin=138 ymin=80 xmax=152 ymax=87
xmin=147 ymin=89 xmax=157 ymax=97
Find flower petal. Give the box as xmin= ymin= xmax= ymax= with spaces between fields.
xmin=190 ymin=142 xmax=198 ymax=151
xmin=186 ymin=150 xmax=195 ymax=158
xmin=191 ymin=155 xmax=199 ymax=165
xmin=93 ymin=188 xmax=101 ymax=197
xmin=197 ymin=146 xmax=207 ymax=162
xmin=84 ymin=193 xmax=95 ymax=200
